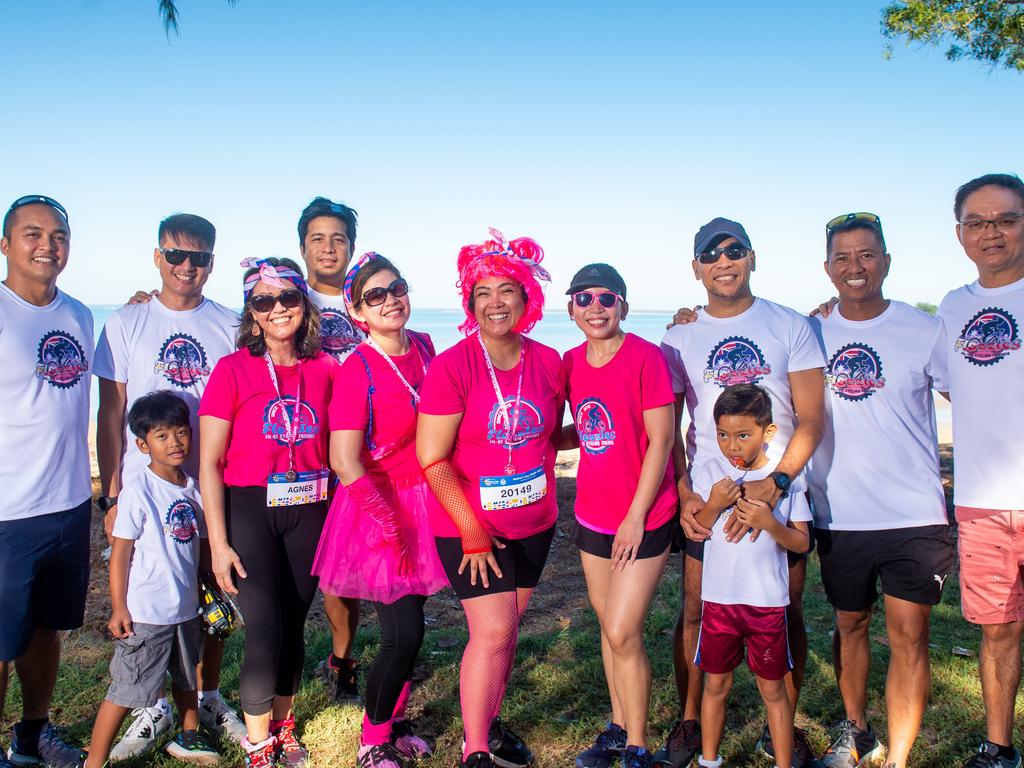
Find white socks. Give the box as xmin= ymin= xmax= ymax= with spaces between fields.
xmin=199 ymin=689 xmax=221 ymax=704
xmin=698 ymin=757 xmax=723 ymax=768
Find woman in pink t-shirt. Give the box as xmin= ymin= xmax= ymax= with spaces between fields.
xmin=417 ymin=229 xmax=564 ymax=768
xmin=198 ymin=258 xmax=335 ymax=767
xmin=561 ymin=264 xmax=676 ymax=768
xmin=311 ymin=253 xmax=447 ymax=768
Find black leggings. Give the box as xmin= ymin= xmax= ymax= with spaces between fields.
xmin=226 ymin=486 xmax=327 ymax=715
xmin=365 ymin=594 xmax=427 ymax=724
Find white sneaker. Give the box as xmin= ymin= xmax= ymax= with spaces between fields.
xmin=199 ymin=696 xmax=247 ymax=744
xmin=109 ymin=704 xmax=173 ymax=761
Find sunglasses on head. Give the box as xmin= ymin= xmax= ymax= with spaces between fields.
xmin=696 ymin=244 xmax=750 ymax=264
xmin=573 ymin=291 xmax=623 ymax=309
xmin=249 ymin=289 xmax=304 ymax=313
xmin=159 ymin=248 xmax=213 ymax=268
xmin=359 ymin=278 xmax=409 ymax=307
xmin=826 ymin=212 xmax=881 ymax=233
xmin=7 ymin=195 xmax=69 ymax=223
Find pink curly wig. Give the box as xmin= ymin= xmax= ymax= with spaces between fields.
xmin=456 ymin=228 xmax=550 ymax=335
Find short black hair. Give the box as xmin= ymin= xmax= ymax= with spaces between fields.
xmin=298 ymin=197 xmax=358 ymax=247
xmin=826 ymin=218 xmax=887 ymax=256
xmin=128 ymin=390 xmax=191 ymax=439
xmin=158 ymin=213 xmax=216 ymax=251
xmin=954 ymin=173 xmax=1024 ymax=220
xmin=713 ymin=384 xmax=773 ymax=428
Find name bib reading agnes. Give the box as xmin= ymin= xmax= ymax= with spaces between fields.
xmin=267 ymin=469 xmax=329 ymax=507
xmin=479 ymin=465 xmax=546 ymax=511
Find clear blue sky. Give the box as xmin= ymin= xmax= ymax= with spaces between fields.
xmin=3 ymin=0 xmax=1021 ymax=311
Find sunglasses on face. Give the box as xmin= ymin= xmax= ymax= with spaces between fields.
xmin=250 ymin=289 xmax=304 ymax=313
xmin=573 ymin=291 xmax=623 ymax=309
xmin=696 ymin=244 xmax=750 ymax=264
xmin=359 ymin=278 xmax=409 ymax=307
xmin=7 ymin=194 xmax=69 ymax=223
xmin=159 ymin=248 xmax=213 ymax=268
xmin=826 ymin=212 xmax=882 ymax=233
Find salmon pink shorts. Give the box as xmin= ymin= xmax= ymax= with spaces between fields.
xmin=956 ymin=506 xmax=1024 ymax=624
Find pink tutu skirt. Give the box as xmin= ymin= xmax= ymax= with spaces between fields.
xmin=312 ymin=473 xmax=448 ymax=603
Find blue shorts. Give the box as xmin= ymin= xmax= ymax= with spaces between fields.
xmin=0 ymin=500 xmax=91 ymax=661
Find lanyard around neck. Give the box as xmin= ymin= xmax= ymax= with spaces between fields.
xmin=263 ymin=352 xmax=302 ymax=473
xmin=477 ymin=331 xmax=526 ymax=473
xmin=365 ymin=332 xmax=427 ymax=406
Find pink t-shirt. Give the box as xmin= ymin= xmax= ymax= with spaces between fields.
xmin=330 ymin=331 xmax=435 ymax=480
xmin=419 ymin=334 xmax=564 ymax=539
xmin=198 ymin=350 xmax=337 ymax=488
xmin=564 ymin=333 xmax=677 ymax=533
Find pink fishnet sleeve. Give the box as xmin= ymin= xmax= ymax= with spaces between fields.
xmin=423 ymin=459 xmax=491 ymax=554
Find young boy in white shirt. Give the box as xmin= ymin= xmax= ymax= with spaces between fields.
xmin=689 ymin=385 xmax=812 ymax=768
xmin=83 ymin=391 xmax=219 ymax=767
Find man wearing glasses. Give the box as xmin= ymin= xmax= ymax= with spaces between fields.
xmin=658 ymin=218 xmax=825 ymax=768
xmin=0 ymin=196 xmax=93 ymax=767
xmin=93 ymin=214 xmax=246 ymax=759
xmin=294 ymin=197 xmax=365 ymax=703
xmin=940 ymin=174 xmax=1024 ymax=768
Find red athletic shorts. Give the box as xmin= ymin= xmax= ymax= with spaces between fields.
xmin=695 ymin=601 xmax=792 ymax=680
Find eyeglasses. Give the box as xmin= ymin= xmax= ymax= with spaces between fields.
xmin=159 ymin=248 xmax=213 ymax=268
xmin=958 ymin=213 xmax=1024 ymax=234
xmin=696 ymin=244 xmax=750 ymax=264
xmin=826 ymin=212 xmax=882 ymax=233
xmin=250 ymin=289 xmax=304 ymax=313
xmin=359 ymin=278 xmax=409 ymax=307
xmin=573 ymin=291 xmax=623 ymax=309
xmin=7 ymin=195 xmax=69 ymax=223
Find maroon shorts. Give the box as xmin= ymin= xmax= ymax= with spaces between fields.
xmin=695 ymin=601 xmax=792 ymax=680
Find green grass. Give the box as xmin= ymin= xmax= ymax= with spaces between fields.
xmin=1 ymin=488 xmax=1001 ymax=768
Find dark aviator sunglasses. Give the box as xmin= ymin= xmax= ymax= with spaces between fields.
xmin=359 ymin=279 xmax=409 ymax=307
xmin=696 ymin=244 xmax=750 ymax=264
xmin=250 ymin=289 xmax=304 ymax=313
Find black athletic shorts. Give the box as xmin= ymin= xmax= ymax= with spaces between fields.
xmin=435 ymin=525 xmax=555 ymax=600
xmin=576 ymin=516 xmax=675 ymax=560
xmin=816 ymin=524 xmax=955 ymax=612
xmin=685 ymin=520 xmax=816 ymax=564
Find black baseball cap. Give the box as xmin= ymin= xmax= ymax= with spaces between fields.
xmin=565 ymin=263 xmax=627 ymax=300
xmin=693 ymin=217 xmax=752 ymax=256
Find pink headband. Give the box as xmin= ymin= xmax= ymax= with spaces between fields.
xmin=241 ymin=258 xmax=308 ymax=301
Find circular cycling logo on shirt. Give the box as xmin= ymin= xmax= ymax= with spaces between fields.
xmin=703 ymin=336 xmax=772 ymax=388
xmin=154 ymin=333 xmax=211 ymax=388
xmin=487 ymin=397 xmax=545 ymax=447
xmin=956 ymin=307 xmax=1022 ymax=367
xmin=575 ymin=397 xmax=616 ymax=455
xmin=319 ymin=310 xmax=362 ymax=356
xmin=35 ymin=330 xmax=89 ymax=389
xmin=825 ymin=343 xmax=886 ymax=402
xmin=163 ymin=499 xmax=199 ymax=544
xmin=263 ymin=398 xmax=320 ymax=445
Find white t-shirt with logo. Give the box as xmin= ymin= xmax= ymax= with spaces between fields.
xmin=660 ymin=297 xmax=825 ymax=476
xmin=808 ymin=301 xmax=948 ymax=530
xmin=93 ymin=297 xmax=237 ymax=481
xmin=0 ymin=283 xmax=93 ymax=521
xmin=692 ymin=456 xmax=812 ymax=607
xmin=113 ymin=467 xmax=206 ymax=625
xmin=939 ymin=277 xmax=1024 ymax=509
xmin=308 ymin=288 xmax=364 ymax=362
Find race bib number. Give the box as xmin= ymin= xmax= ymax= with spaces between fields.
xmin=479 ymin=465 xmax=547 ymax=511
xmin=267 ymin=469 xmax=329 ymax=507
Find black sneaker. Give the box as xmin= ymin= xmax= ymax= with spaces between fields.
xmin=319 ymin=655 xmax=361 ymax=704
xmin=487 ymin=720 xmax=535 ymax=768
xmin=821 ymin=720 xmax=883 ymax=768
xmin=462 ymin=752 xmax=495 ymax=768
xmin=576 ymin=723 xmax=627 ymax=768
xmin=964 ymin=742 xmax=1023 ymax=768
xmin=757 ymin=724 xmax=825 ymax=768
xmin=653 ymin=720 xmax=700 ymax=768
xmin=622 ymin=746 xmax=654 ymax=768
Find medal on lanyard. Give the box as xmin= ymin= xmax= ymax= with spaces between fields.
xmin=264 ymin=352 xmax=302 ymax=482
xmin=478 ymin=332 xmax=525 ymax=475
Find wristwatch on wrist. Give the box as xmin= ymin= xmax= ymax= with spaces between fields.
xmin=97 ymin=495 xmax=118 ymax=512
xmin=769 ymin=471 xmax=792 ymax=498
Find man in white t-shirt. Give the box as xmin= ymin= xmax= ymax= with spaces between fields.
xmin=658 ymin=218 xmax=825 ymax=768
xmin=940 ymin=173 xmax=1024 ymax=768
xmin=809 ymin=213 xmax=953 ymax=768
xmin=295 ymin=197 xmax=364 ymax=702
xmin=0 ymin=195 xmax=92 ymax=768
xmin=94 ymin=213 xmax=245 ymax=757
